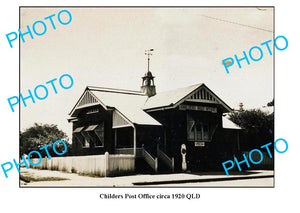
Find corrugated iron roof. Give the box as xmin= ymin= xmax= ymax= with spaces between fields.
xmin=70 ymin=84 xmax=233 ymax=126
xmin=89 ymin=88 xmax=162 ymax=126
xmin=222 ymin=115 xmax=241 ymax=129
xmin=143 ymin=84 xmax=203 ymax=110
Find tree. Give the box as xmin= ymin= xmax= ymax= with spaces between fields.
xmin=228 ymin=109 xmax=274 ymax=149
xmin=20 ymin=123 xmax=71 ymax=157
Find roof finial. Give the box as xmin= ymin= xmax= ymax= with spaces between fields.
xmin=145 ymin=49 xmax=154 ymax=73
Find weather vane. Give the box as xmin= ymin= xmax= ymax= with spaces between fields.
xmin=145 ymin=49 xmax=154 ymax=72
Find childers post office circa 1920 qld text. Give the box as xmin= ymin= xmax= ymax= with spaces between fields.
xmin=67 ymin=50 xmax=242 ymax=175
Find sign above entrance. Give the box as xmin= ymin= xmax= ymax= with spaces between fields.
xmin=195 ymin=142 xmax=205 ymax=147
xmin=179 ymin=104 xmax=217 ymax=113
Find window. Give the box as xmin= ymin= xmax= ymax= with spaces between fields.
xmin=73 ymin=127 xmax=89 ymax=148
xmin=203 ymin=124 xmax=210 ymax=140
xmin=94 ymin=124 xmax=104 ymax=147
xmin=74 ymin=123 xmax=105 ymax=148
xmin=84 ymin=122 xmax=104 ymax=147
xmin=195 ymin=122 xmax=202 ymax=140
xmin=74 ymin=133 xmax=85 ymax=147
xmin=187 ymin=113 xmax=211 ymax=141
xmin=80 ymin=131 xmax=91 ymax=148
xmin=187 ymin=120 xmax=195 ymax=140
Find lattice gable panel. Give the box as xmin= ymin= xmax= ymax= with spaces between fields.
xmin=187 ymin=87 xmax=219 ymax=103
xmin=112 ymin=110 xmax=131 ymax=128
xmin=77 ymin=90 xmax=99 ymax=107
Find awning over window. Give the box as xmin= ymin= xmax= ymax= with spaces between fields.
xmin=85 ymin=125 xmax=98 ymax=131
xmin=73 ymin=127 xmax=85 ymax=133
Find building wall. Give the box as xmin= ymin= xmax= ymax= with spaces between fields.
xmin=147 ymin=102 xmax=237 ymax=171
xmin=114 ymin=127 xmax=133 ymax=149
xmin=71 ymin=105 xmax=114 ymax=156
xmin=70 ymin=101 xmax=240 ymax=172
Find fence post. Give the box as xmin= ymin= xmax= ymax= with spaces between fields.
xmin=105 ymin=152 xmax=109 ymax=177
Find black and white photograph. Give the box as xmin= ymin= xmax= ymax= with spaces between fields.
xmin=19 ymin=7 xmax=275 ymax=187
xmin=3 ymin=0 xmax=300 ymax=212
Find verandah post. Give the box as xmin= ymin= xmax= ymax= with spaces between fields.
xmin=133 ymin=125 xmax=136 ymax=157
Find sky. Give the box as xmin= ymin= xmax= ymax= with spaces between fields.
xmin=20 ymin=7 xmax=274 ymax=140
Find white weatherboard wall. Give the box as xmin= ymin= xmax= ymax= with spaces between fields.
xmin=28 ymin=153 xmax=135 ymax=177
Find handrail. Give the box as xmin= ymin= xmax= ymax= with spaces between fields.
xmin=142 ymin=145 xmax=158 ymax=172
xmin=157 ymin=144 xmax=174 ymax=172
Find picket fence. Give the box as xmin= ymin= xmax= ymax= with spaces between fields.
xmin=28 ymin=152 xmax=135 ymax=177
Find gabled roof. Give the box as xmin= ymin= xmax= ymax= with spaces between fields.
xmin=143 ymin=83 xmax=232 ymax=112
xmin=70 ymin=86 xmax=162 ymax=126
xmin=143 ymin=84 xmax=202 ymax=110
xmin=69 ymin=83 xmax=233 ymax=125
